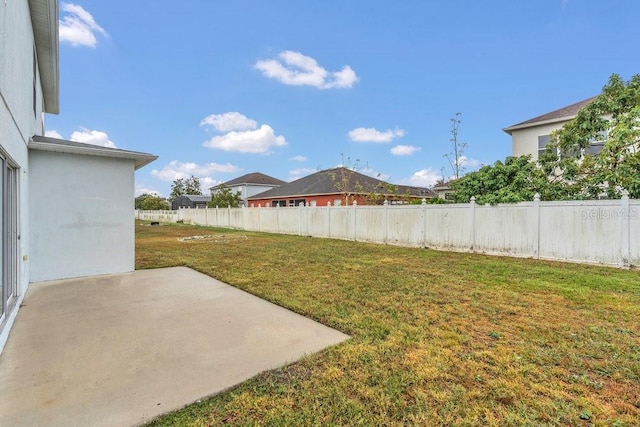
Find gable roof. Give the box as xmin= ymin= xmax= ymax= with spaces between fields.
xmin=176 ymin=195 xmax=210 ymax=203
xmin=247 ymin=167 xmax=434 ymax=200
xmin=29 ymin=135 xmax=157 ymax=170
xmin=503 ymin=96 xmax=597 ymax=134
xmin=212 ymin=172 xmax=285 ymax=189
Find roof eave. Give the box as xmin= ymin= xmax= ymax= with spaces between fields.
xmin=29 ymin=136 xmax=158 ymax=170
xmin=29 ymin=0 xmax=59 ymax=114
xmin=502 ymin=115 xmax=578 ymax=135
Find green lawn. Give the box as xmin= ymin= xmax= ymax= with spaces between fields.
xmin=137 ymin=222 xmax=640 ymax=426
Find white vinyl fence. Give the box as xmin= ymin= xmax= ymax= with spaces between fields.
xmin=136 ymin=194 xmax=639 ymax=267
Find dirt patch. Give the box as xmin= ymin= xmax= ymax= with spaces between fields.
xmin=178 ymin=234 xmax=249 ymax=243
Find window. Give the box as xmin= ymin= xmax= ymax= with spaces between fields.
xmin=271 ymin=200 xmax=286 ymax=207
xmin=537 ymin=135 xmax=550 ymax=159
xmin=585 ymin=130 xmax=608 ymax=157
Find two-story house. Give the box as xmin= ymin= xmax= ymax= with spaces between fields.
xmin=211 ymin=172 xmax=285 ymax=207
xmin=503 ymin=97 xmax=598 ymax=160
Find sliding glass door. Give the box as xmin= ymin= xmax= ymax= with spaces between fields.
xmin=1 ymin=156 xmax=19 ymax=323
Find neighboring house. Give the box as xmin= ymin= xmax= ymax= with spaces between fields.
xmin=431 ymin=179 xmax=459 ymax=200
xmin=171 ymin=195 xmax=211 ymax=210
xmin=247 ymin=167 xmax=435 ymax=207
xmin=503 ymin=97 xmax=598 ymax=161
xmin=210 ymin=172 xmax=285 ymax=207
xmin=0 ymin=0 xmax=157 ymax=353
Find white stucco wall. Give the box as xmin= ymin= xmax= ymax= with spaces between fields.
xmin=1 ymin=0 xmax=45 ymax=145
xmin=29 ymin=150 xmax=136 ymax=282
xmin=0 ymin=0 xmax=49 ymax=351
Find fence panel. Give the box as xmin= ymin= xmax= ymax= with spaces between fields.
xmin=355 ymin=206 xmax=386 ymax=243
xmin=539 ymin=201 xmax=622 ymax=265
xmin=474 ymin=203 xmax=537 ymax=256
xmin=387 ymin=205 xmax=424 ymax=246
xmin=424 ymin=205 xmax=472 ymax=249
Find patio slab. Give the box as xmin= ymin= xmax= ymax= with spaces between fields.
xmin=0 ymin=267 xmax=349 ymax=426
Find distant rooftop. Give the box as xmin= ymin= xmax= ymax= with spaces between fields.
xmin=503 ymin=96 xmax=597 ymax=134
xmin=248 ymin=167 xmax=435 ymax=200
xmin=211 ymin=172 xmax=285 ymax=190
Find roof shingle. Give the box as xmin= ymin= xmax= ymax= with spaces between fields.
xmin=248 ymin=167 xmax=434 ymax=200
xmin=211 ymin=172 xmax=285 ymax=189
xmin=503 ymin=96 xmax=597 ymax=134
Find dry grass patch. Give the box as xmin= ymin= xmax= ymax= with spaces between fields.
xmin=137 ymin=222 xmax=640 ymax=426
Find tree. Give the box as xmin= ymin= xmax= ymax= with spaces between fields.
xmin=135 ymin=193 xmax=170 ymax=210
xmin=208 ymin=185 xmax=241 ymax=208
xmin=169 ymin=176 xmax=203 ymax=200
xmin=540 ymin=73 xmax=640 ymax=199
xmin=444 ymin=112 xmax=467 ymax=180
xmin=451 ymin=155 xmax=568 ymax=204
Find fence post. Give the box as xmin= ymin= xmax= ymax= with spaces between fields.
xmin=533 ymin=193 xmax=540 ymax=259
xmin=298 ymin=202 xmax=303 ymax=236
xmin=421 ymin=198 xmax=427 ymax=247
xmin=621 ymin=189 xmax=630 ymax=267
xmin=353 ymin=200 xmax=358 ymax=241
xmin=470 ymin=196 xmax=476 ymax=251
xmin=327 ymin=201 xmax=331 ymax=238
xmin=242 ymin=204 xmax=246 ymax=231
xmin=384 ymin=199 xmax=389 ymax=244
xmin=228 ymin=205 xmax=231 ymax=228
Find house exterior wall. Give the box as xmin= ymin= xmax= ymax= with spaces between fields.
xmin=0 ymin=0 xmax=47 ymax=350
xmin=510 ymin=121 xmax=568 ymax=160
xmin=28 ymin=151 xmax=136 ymax=282
xmin=229 ymin=184 xmax=279 ymax=200
xmin=248 ymin=194 xmax=370 ymax=208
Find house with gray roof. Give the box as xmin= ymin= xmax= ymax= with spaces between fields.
xmin=171 ymin=194 xmax=211 ymax=210
xmin=211 ymin=172 xmax=285 ymax=206
xmin=503 ymin=97 xmax=597 ymax=161
xmin=246 ymin=167 xmax=434 ymax=207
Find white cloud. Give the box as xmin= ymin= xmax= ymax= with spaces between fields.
xmin=405 ymin=168 xmax=442 ymax=188
xmin=150 ymin=160 xmax=241 ymax=182
xmin=290 ymin=155 xmax=307 ymax=162
xmin=44 ymin=130 xmax=63 ymax=139
xmin=254 ymin=51 xmax=358 ymax=89
xmin=199 ymin=177 xmax=219 ymax=192
xmin=203 ymin=124 xmax=286 ymax=154
xmin=390 ymin=145 xmax=420 ymax=156
xmin=349 ymin=127 xmax=405 ymax=143
xmin=458 ymin=156 xmax=483 ymax=169
xmin=135 ymin=184 xmax=162 ymax=198
xmin=69 ymin=128 xmax=116 ymax=148
xmin=200 ymin=112 xmax=257 ymax=132
xmin=59 ymin=3 xmax=107 ymax=48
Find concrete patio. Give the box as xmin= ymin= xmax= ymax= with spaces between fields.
xmin=0 ymin=267 xmax=349 ymax=426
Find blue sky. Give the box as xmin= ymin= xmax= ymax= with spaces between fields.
xmin=45 ymin=1 xmax=640 ymax=197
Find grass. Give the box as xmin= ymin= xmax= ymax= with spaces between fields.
xmin=137 ymin=222 xmax=640 ymax=426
